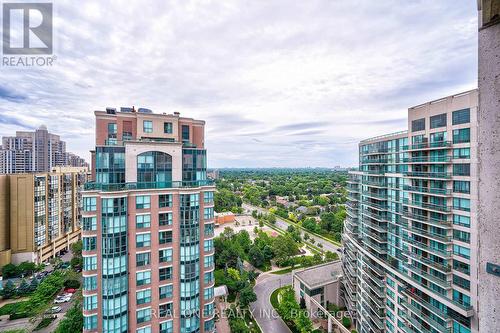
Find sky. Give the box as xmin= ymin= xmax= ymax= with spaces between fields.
xmin=0 ymin=0 xmax=478 ymax=167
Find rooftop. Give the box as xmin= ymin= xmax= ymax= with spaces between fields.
xmin=294 ymin=260 xmax=343 ymax=288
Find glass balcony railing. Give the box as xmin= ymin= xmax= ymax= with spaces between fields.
xmin=403 ymin=199 xmax=451 ymax=213
xmin=362 ymin=191 xmax=388 ymax=200
xmin=403 ymin=211 xmax=452 ymax=227
xmin=84 ymin=180 xmax=214 ymax=191
xmin=402 ymin=141 xmax=452 ymax=151
xmin=404 ymin=301 xmax=451 ymax=333
xmin=402 ymin=235 xmax=451 ymax=259
xmin=402 ymin=156 xmax=451 ymax=163
xmin=404 ymin=171 xmax=452 ymax=179
xmin=402 ymin=224 xmax=451 ymax=243
xmin=405 ymin=263 xmax=451 ymax=289
xmin=403 ymin=185 xmax=451 ymax=196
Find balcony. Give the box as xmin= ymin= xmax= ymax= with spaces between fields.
xmin=404 ymin=301 xmax=451 ymax=333
xmin=404 ymin=171 xmax=452 ymax=180
xmin=362 ymin=237 xmax=387 ymax=254
xmin=84 ymin=180 xmax=214 ymax=191
xmin=405 ymin=263 xmax=452 ymax=289
xmin=403 ymin=235 xmax=451 ymax=259
xmin=403 ymin=288 xmax=450 ymax=321
xmin=362 ymin=191 xmax=387 ymax=200
xmin=402 ymin=141 xmax=452 ymax=151
xmin=403 ymin=185 xmax=451 ymax=196
xmin=403 ymin=199 xmax=451 ymax=213
xmin=405 ymin=250 xmax=451 ymax=273
xmin=362 ymin=201 xmax=388 ymax=211
xmin=403 ymin=211 xmax=452 ymax=227
xmin=402 ymin=224 xmax=451 ymax=243
xmin=402 ymin=156 xmax=452 ymax=164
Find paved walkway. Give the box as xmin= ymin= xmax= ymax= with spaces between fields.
xmin=215 ymin=298 xmax=231 ymax=333
xmin=250 ymin=271 xmax=292 ymax=333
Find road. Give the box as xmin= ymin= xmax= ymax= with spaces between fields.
xmin=250 ymin=272 xmax=293 ymax=333
xmin=242 ymin=203 xmax=341 ymax=254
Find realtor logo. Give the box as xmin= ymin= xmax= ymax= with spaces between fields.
xmin=2 ymin=2 xmax=53 ymax=55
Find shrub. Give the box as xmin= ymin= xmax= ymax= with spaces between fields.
xmin=63 ymin=279 xmax=80 ymax=289
xmin=342 ymin=316 xmax=352 ymax=328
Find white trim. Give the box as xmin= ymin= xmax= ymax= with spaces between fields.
xmin=136 ymin=268 xmax=152 ymax=274
xmin=136 ymin=249 xmax=151 ymax=254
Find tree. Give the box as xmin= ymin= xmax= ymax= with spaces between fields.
xmin=227 ymin=268 xmax=241 ymax=282
xmin=17 ymin=279 xmax=30 ymax=296
xmin=29 ymin=277 xmax=39 ymax=292
xmin=18 ymin=262 xmax=37 ymax=276
xmin=296 ymin=310 xmax=314 ymax=333
xmin=278 ymin=287 xmax=299 ymax=322
xmin=272 ymin=235 xmax=298 ymax=266
xmin=239 ymin=286 xmax=257 ymax=307
xmin=70 ymin=241 xmax=82 ymax=257
xmin=325 ymin=251 xmax=339 ymax=262
xmin=54 ymin=302 xmax=83 ymax=333
xmin=0 ymin=280 xmax=16 ymax=299
xmin=1 ymin=263 xmax=18 ymax=278
xmin=303 ymin=233 xmax=310 ymax=241
xmin=248 ymin=246 xmax=265 ymax=268
xmin=64 ymin=279 xmax=81 ymax=289
xmin=268 ymin=214 xmax=277 ymax=224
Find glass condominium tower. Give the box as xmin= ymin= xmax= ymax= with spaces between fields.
xmin=342 ymin=90 xmax=478 ymax=333
xmin=82 ymin=108 xmax=216 ymax=333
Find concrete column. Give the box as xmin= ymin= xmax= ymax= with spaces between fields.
xmin=477 ymin=1 xmax=500 ymax=332
xmin=328 ymin=316 xmax=333 ymax=333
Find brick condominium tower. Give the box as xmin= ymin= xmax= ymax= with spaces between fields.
xmin=82 ymin=107 xmax=216 ymax=333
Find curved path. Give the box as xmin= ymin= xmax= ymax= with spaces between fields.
xmin=250 ymin=272 xmax=292 ymax=333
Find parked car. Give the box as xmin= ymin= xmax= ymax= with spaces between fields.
xmin=64 ymin=288 xmax=77 ymax=293
xmin=54 ymin=296 xmax=71 ymax=304
xmin=46 ymin=306 xmax=62 ymax=314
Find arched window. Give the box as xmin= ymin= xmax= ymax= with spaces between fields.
xmin=137 ymin=151 xmax=172 ymax=185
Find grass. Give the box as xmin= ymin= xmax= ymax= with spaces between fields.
xmin=0 ymin=301 xmax=29 ymax=316
xmin=34 ymin=317 xmax=55 ymax=331
xmin=271 ymin=265 xmax=301 ymax=275
xmin=269 ymin=286 xmax=288 ymax=310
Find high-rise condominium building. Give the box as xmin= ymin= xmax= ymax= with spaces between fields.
xmin=0 ymin=125 xmax=88 ymax=174
xmin=342 ymin=90 xmax=478 ymax=333
xmin=0 ymin=167 xmax=87 ymax=267
xmin=82 ymin=108 xmax=215 ymax=333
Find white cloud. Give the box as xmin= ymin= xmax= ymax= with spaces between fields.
xmin=0 ymin=0 xmax=478 ymax=167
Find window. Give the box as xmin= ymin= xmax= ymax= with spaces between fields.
xmin=164 ymin=122 xmax=173 ymax=134
xmin=160 ymin=320 xmax=173 ymax=333
xmin=204 ymin=271 xmax=214 ymax=284
xmin=83 ymin=256 xmax=97 ymax=271
xmin=137 ymin=270 xmax=151 ymax=286
xmin=136 ymin=289 xmax=152 ymax=305
xmin=453 ymin=164 xmax=470 ymax=176
xmin=182 ymin=125 xmax=190 ymax=141
xmin=453 ymin=321 xmax=471 ymax=333
xmin=159 ymin=194 xmax=172 ymax=208
xmin=430 ymin=131 xmax=446 ymax=143
xmin=136 ymin=233 xmax=151 ymax=248
xmin=453 ymin=214 xmax=470 ymax=227
xmin=84 ymin=315 xmax=98 ymax=330
xmin=82 ymin=217 xmax=97 ymax=231
xmin=159 ymin=303 xmax=173 ymax=317
xmin=453 ymin=290 xmax=471 ymax=307
xmin=204 ymin=191 xmax=214 ymax=203
xmin=108 ymin=123 xmax=117 ymax=134
xmin=137 ymin=327 xmax=152 ymax=333
xmin=430 ymin=113 xmax=447 ymax=129
xmin=83 ymin=276 xmax=97 ymax=291
xmin=453 ymin=245 xmax=470 ymax=259
xmin=159 ymin=285 xmax=173 ymax=299
xmin=453 ymin=230 xmax=470 ymax=243
xmin=136 ymin=308 xmax=151 ymax=324
xmin=411 ymin=118 xmax=425 ymax=132
xmin=453 ymin=128 xmax=470 ymax=144
xmin=143 ymin=120 xmax=153 ymax=133
xmin=159 ymin=231 xmax=172 ymax=244
xmin=452 ymin=108 xmax=470 ymax=125
xmin=83 ymin=197 xmax=97 ymax=211
xmin=159 ymin=267 xmax=172 ymax=281
xmin=453 ymin=260 xmax=470 ymax=275
xmin=136 ymin=214 xmax=151 ymax=228
xmin=453 ymin=198 xmax=470 ymax=212
xmin=159 ymin=248 xmax=173 ymax=263
xmin=204 ymin=303 xmax=215 ymax=317
xmin=83 ymin=237 xmax=97 ymax=251
xmin=204 ymin=239 xmax=214 ymax=252
xmin=159 ymin=212 xmax=172 ymax=226
xmin=84 ymin=295 xmax=98 ymax=310
xmin=204 ymin=255 xmax=214 ymax=268
xmin=204 ymin=207 xmax=214 ymax=220
xmin=204 ymin=287 xmax=214 ymax=300
xmin=136 ymin=252 xmax=151 ymax=266
xmin=453 ymin=181 xmax=470 ymax=194
xmin=453 ymin=148 xmax=470 ymax=159
xmin=136 ymin=195 xmax=151 ymax=209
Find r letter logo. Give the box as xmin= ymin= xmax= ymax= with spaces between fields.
xmin=2 ymin=2 xmax=53 ymax=55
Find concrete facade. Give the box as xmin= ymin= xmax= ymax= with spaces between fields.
xmin=477 ymin=0 xmax=500 ymax=331
xmin=342 ymin=90 xmax=479 ymax=333
xmin=292 ymin=261 xmax=343 ymax=317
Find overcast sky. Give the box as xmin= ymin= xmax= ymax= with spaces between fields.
xmin=0 ymin=0 xmax=478 ymax=167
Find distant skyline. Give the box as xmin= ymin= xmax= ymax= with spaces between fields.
xmin=0 ymin=1 xmax=478 ymax=167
